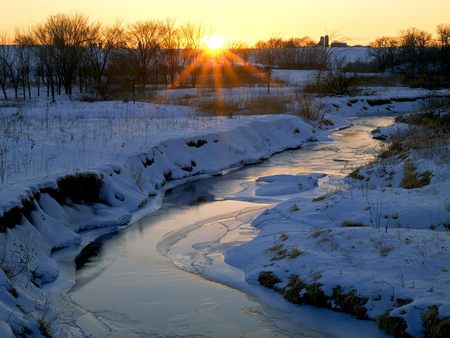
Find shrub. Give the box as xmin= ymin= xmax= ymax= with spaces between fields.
xmin=279 ymin=232 xmax=289 ymax=241
xmin=282 ymin=274 xmax=307 ymax=304
xmin=303 ymin=283 xmax=328 ymax=307
xmin=292 ymin=91 xmax=323 ymax=121
xmin=332 ymin=286 xmax=368 ymax=319
xmin=258 ymin=271 xmax=281 ymax=289
xmin=267 ymin=243 xmax=287 ymax=260
xmin=319 ymin=56 xmax=357 ymax=95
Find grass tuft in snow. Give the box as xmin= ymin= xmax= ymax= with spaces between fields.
xmin=377 ymin=311 xmax=411 ymax=338
xmin=400 ymin=161 xmax=432 ymax=189
xmin=195 ymin=95 xmax=289 ymax=117
xmin=348 ymin=167 xmax=365 ymax=180
xmin=421 ymin=306 xmax=450 ymax=338
xmin=38 ymin=319 xmax=52 ymax=338
xmin=288 ymin=203 xmax=300 ymax=212
xmin=279 ymin=232 xmax=289 ymax=241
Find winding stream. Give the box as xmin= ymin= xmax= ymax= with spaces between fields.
xmin=68 ymin=116 xmax=393 ymax=337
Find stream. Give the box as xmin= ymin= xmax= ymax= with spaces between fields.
xmin=68 ymin=116 xmax=393 ymax=337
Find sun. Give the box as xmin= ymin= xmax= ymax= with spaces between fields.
xmin=202 ymin=35 xmax=228 ymax=55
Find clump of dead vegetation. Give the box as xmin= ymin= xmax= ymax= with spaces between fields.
xmin=291 ymin=90 xmax=324 ymax=121
xmin=400 ymin=161 xmax=432 ymax=189
xmin=194 ymin=94 xmax=289 ymax=116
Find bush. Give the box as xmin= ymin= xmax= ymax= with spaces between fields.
xmin=319 ymin=56 xmax=357 ymax=95
xmin=258 ymin=271 xmax=281 ymax=289
xmin=332 ymin=286 xmax=368 ymax=319
xmin=292 ymin=91 xmax=323 ymax=121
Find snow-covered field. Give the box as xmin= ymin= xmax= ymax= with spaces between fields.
xmin=0 ymin=75 xmax=449 ymax=337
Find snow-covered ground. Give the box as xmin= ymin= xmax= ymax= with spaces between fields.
xmin=0 ymin=78 xmax=449 ymax=337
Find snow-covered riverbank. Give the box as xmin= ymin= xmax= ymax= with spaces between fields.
xmin=0 ymin=107 xmax=327 ymax=336
xmin=223 ymin=115 xmax=450 ymax=337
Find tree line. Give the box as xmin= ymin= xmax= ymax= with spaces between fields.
xmin=368 ymin=25 xmax=450 ymax=75
xmin=0 ymin=14 xmax=216 ymax=101
xmin=0 ymin=14 xmax=449 ymax=101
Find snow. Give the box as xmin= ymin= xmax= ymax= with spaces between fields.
xmin=1 ymin=81 xmax=449 ymax=336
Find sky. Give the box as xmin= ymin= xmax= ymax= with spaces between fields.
xmin=1 ymin=0 xmax=449 ymax=45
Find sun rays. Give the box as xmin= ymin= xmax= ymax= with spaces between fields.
xmin=157 ymin=41 xmax=272 ymax=115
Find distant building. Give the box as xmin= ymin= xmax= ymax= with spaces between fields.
xmin=330 ymin=42 xmax=349 ymax=47
xmin=317 ymin=35 xmax=329 ymax=47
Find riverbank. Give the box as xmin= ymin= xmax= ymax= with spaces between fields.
xmin=0 ymin=110 xmax=328 ymax=337
xmin=223 ymin=110 xmax=450 ymax=337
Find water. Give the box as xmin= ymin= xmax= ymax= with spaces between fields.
xmin=68 ymin=116 xmax=393 ymax=337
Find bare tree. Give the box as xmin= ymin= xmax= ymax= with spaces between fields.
xmin=160 ymin=19 xmax=181 ymax=88
xmin=399 ymin=27 xmax=432 ymax=74
xmin=179 ymin=22 xmax=205 ymax=87
xmin=226 ymin=40 xmax=249 ymax=65
xmin=320 ymin=56 xmax=356 ymax=95
xmin=83 ymin=20 xmax=124 ymax=97
xmin=0 ymin=33 xmax=12 ymax=99
xmin=254 ymin=38 xmax=282 ymax=93
xmin=34 ymin=13 xmax=97 ymax=99
xmin=0 ymin=33 xmax=21 ymax=100
xmin=125 ymin=20 xmax=167 ymax=93
xmin=368 ymin=36 xmax=399 ymax=71
xmin=14 ymin=29 xmax=35 ymax=99
xmin=437 ymin=23 xmax=450 ymax=73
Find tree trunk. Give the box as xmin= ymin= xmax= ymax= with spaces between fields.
xmin=1 ymin=86 xmax=7 ymax=100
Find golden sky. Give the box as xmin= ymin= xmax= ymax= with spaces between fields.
xmin=1 ymin=0 xmax=449 ymax=44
